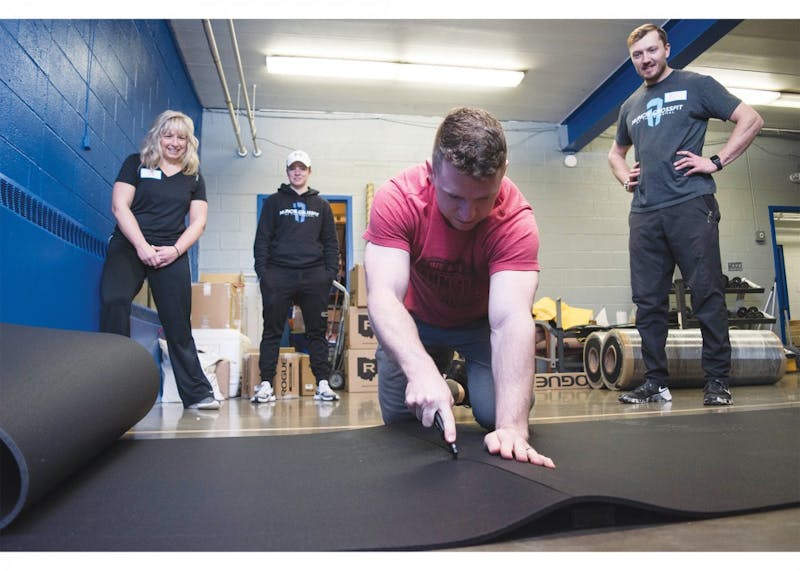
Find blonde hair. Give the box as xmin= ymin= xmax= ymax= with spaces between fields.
xmin=139 ymin=110 xmax=200 ymax=176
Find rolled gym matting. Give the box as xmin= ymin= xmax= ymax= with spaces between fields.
xmin=582 ymin=330 xmax=608 ymax=389
xmin=1 ymin=323 xmax=797 ymax=550
xmin=600 ymin=328 xmax=786 ymax=390
xmin=0 ymin=322 xmax=160 ymax=531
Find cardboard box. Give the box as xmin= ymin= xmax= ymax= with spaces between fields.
xmin=291 ymin=305 xmax=305 ymax=333
xmin=273 ymin=352 xmax=300 ymax=399
xmin=350 ymin=264 xmax=367 ymax=307
xmin=242 ymin=348 xmax=299 ymax=399
xmin=242 ymin=351 xmax=260 ymax=399
xmin=346 ymin=307 xmax=377 ymax=348
xmin=790 ymin=320 xmax=800 ymax=344
xmin=345 ymin=348 xmax=379 ymax=392
xmin=214 ymin=359 xmax=231 ymax=399
xmin=200 ymin=272 xmax=245 ymax=286
xmin=191 ymin=282 xmax=243 ymax=330
xmin=299 ymin=354 xmax=317 ymax=396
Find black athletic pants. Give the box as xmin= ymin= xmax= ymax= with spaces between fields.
xmin=99 ymin=235 xmax=214 ymax=407
xmin=258 ymin=265 xmax=332 ymax=383
xmin=629 ymin=194 xmax=731 ymax=386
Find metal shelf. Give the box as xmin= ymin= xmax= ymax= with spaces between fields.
xmin=670 ymin=278 xmax=774 ymax=330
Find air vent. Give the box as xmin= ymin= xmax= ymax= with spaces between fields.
xmin=0 ymin=175 xmax=107 ymax=259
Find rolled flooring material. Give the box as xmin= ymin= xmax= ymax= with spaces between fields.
xmin=0 ymin=322 xmax=160 ymax=530
xmin=601 ymin=328 xmax=787 ymax=390
xmin=1 ymin=408 xmax=797 ymax=551
xmin=582 ymin=331 xmax=608 ymax=389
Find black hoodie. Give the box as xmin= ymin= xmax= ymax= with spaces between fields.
xmin=253 ymin=183 xmax=339 ymax=280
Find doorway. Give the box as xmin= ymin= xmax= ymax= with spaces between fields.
xmin=768 ymin=205 xmax=800 ymax=347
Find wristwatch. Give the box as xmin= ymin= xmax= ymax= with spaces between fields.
xmin=710 ymin=155 xmax=723 ymax=171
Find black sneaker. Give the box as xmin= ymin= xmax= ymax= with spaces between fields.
xmin=703 ymin=378 xmax=732 ymax=406
xmin=618 ymin=380 xmax=672 ymax=404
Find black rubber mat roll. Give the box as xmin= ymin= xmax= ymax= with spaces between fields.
xmin=0 ymin=322 xmax=160 ymax=530
xmin=581 ymin=331 xmax=608 ymax=389
xmin=600 ymin=328 xmax=786 ymax=390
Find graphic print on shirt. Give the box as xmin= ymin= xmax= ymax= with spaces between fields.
xmin=278 ymin=202 xmax=321 ymax=223
xmin=416 ymin=257 xmax=476 ymax=309
xmin=631 ymin=90 xmax=688 ymax=129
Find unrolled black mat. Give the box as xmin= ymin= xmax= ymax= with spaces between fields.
xmin=1 ymin=408 xmax=797 ymax=551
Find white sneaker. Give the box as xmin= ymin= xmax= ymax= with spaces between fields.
xmin=187 ymin=396 xmax=221 ymax=410
xmin=314 ymin=379 xmax=340 ymax=401
xmin=251 ymin=380 xmax=276 ymax=403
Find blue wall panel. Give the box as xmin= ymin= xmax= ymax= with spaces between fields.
xmin=1 ymin=207 xmax=103 ymax=330
xmin=0 ymin=19 xmax=201 ymax=331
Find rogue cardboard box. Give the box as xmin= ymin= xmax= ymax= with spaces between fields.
xmin=345 ymin=349 xmax=378 ymax=392
xmin=273 ymin=352 xmax=300 ymax=399
xmin=242 ymin=348 xmax=299 ymax=399
xmin=346 ymin=307 xmax=377 ymax=349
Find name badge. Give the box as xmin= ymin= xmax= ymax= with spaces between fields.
xmin=140 ymin=168 xmax=162 ymax=180
xmin=664 ymin=90 xmax=687 ymax=103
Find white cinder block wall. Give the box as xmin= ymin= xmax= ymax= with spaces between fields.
xmin=199 ymin=108 xmax=800 ymax=321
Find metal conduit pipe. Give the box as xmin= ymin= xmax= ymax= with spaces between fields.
xmin=203 ymin=19 xmax=247 ymax=157
xmin=227 ymin=20 xmax=261 ymax=157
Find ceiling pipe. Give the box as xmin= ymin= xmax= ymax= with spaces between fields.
xmin=202 ymin=19 xmax=248 ymax=157
xmin=227 ymin=20 xmax=261 ymax=157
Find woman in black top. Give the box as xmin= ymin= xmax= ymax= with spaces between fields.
xmin=100 ymin=110 xmax=219 ymax=410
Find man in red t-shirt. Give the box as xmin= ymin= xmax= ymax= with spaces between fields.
xmin=363 ymin=107 xmax=554 ymax=468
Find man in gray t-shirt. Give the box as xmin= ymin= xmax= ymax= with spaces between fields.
xmin=608 ymin=23 xmax=763 ymax=406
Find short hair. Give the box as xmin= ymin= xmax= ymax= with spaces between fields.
xmin=140 ymin=110 xmax=200 ymax=176
xmin=431 ymin=107 xmax=507 ymax=179
xmin=627 ymin=23 xmax=669 ymax=49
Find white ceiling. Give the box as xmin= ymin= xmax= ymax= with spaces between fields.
xmin=170 ymin=19 xmax=800 ymax=140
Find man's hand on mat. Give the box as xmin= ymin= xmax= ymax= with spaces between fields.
xmin=484 ymin=429 xmax=555 ymax=468
xmin=406 ymin=377 xmax=456 ymax=442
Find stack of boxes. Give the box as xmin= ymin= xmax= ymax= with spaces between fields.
xmin=190 ymin=273 xmax=251 ymax=399
xmin=181 ymin=265 xmax=381 ymax=400
xmin=241 ymin=347 xmax=303 ymax=400
xmin=344 ymin=264 xmax=379 ymax=392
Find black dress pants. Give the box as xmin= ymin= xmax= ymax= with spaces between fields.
xmin=258 ymin=266 xmax=332 ymax=383
xmin=99 ymin=235 xmax=214 ymax=407
xmin=629 ymin=194 xmax=731 ymax=386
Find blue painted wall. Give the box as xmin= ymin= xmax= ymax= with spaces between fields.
xmin=0 ymin=19 xmax=201 ymax=331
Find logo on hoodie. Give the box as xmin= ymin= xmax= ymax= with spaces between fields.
xmin=279 ymin=201 xmax=321 ymax=223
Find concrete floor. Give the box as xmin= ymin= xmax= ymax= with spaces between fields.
xmin=128 ymin=372 xmax=800 ymax=554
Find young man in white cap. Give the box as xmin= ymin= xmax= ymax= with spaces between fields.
xmin=252 ymin=150 xmax=341 ymax=403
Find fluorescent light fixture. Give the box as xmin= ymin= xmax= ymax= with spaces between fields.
xmin=728 ymin=87 xmax=780 ymax=105
xmin=772 ymin=92 xmax=800 ymax=109
xmin=266 ymin=55 xmax=525 ymax=88
xmin=727 ymin=87 xmax=800 ymax=109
